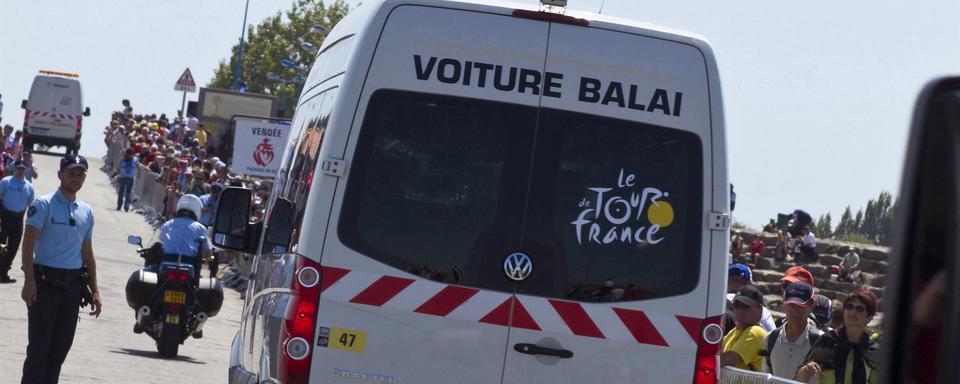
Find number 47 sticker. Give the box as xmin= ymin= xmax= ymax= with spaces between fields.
xmin=317 ymin=326 xmax=368 ymax=353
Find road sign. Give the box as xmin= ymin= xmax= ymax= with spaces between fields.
xmin=175 ymin=68 xmax=197 ymax=93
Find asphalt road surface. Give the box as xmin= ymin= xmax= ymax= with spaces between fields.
xmin=0 ymin=153 xmax=241 ymax=383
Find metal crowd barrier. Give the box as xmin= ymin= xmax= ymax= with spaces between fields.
xmin=719 ymin=367 xmax=803 ymax=384
xmin=130 ymin=164 xmax=166 ymax=214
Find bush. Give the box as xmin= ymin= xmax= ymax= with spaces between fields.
xmin=835 ymin=233 xmax=873 ymax=245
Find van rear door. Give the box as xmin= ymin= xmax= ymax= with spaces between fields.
xmin=25 ymin=76 xmax=82 ymax=139
xmin=499 ymin=23 xmax=720 ymax=383
xmin=312 ymin=5 xmax=548 ymax=384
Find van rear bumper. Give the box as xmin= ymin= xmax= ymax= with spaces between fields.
xmin=25 ymin=133 xmax=80 ymax=147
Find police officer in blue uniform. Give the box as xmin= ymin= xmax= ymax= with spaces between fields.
xmin=156 ymin=194 xmax=212 ymax=269
xmin=0 ymin=160 xmax=35 ymax=283
xmin=20 ymin=154 xmax=101 ymax=384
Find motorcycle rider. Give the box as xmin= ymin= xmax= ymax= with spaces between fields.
xmin=154 ymin=195 xmax=212 ymax=273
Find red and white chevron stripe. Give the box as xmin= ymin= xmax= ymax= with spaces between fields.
xmin=318 ymin=266 xmax=701 ymax=348
xmin=31 ymin=111 xmax=75 ymax=120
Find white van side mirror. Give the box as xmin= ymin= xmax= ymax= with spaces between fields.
xmin=83 ymin=107 xmax=91 ymax=117
xmin=880 ymin=77 xmax=960 ymax=384
xmin=21 ymin=100 xmax=27 ymax=109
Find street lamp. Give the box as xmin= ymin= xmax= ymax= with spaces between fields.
xmin=233 ymin=0 xmax=252 ymax=91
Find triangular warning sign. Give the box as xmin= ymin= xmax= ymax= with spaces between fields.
xmin=175 ymin=68 xmax=197 ymax=92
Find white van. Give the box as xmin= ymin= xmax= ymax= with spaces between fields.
xmin=21 ymin=70 xmax=89 ymax=154
xmin=213 ymin=1 xmax=730 ymax=383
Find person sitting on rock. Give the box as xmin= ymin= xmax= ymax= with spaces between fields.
xmin=840 ymin=248 xmax=862 ymax=283
xmin=731 ymin=233 xmax=744 ymax=263
xmin=749 ymin=234 xmax=766 ymax=265
xmin=795 ymin=225 xmax=819 ymax=262
xmin=788 ymin=209 xmax=814 ymax=237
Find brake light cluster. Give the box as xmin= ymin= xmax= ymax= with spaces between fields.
xmin=693 ymin=315 xmax=724 ymax=384
xmin=166 ymin=270 xmax=189 ymax=282
xmin=279 ymin=256 xmax=322 ymax=384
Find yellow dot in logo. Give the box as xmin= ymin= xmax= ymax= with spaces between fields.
xmin=647 ymin=201 xmax=674 ymax=227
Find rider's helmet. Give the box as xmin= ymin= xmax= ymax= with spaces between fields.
xmin=176 ymin=194 xmax=203 ymax=221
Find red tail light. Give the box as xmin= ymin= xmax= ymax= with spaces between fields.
xmin=165 ymin=270 xmax=189 ymax=281
xmin=693 ymin=315 xmax=724 ymax=384
xmin=279 ymin=256 xmax=322 ymax=384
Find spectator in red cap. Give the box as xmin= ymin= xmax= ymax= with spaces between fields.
xmin=781 ymin=265 xmax=815 ymax=293
xmin=795 ymin=289 xmax=879 ymax=384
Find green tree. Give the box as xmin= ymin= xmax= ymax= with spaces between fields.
xmin=208 ymin=0 xmax=350 ymax=118
xmin=835 ymin=206 xmax=854 ymax=238
xmin=814 ymin=213 xmax=832 ymax=238
xmin=829 ymin=191 xmax=898 ymax=245
xmin=853 ymin=209 xmax=864 ymax=235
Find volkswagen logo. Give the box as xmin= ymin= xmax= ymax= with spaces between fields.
xmin=503 ymin=252 xmax=533 ymax=281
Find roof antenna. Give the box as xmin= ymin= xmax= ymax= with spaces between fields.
xmin=599 ymin=0 xmax=607 ymax=14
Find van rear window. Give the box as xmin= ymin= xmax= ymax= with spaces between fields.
xmin=340 ymin=90 xmax=702 ymax=302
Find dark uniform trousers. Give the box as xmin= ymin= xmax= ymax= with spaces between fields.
xmin=21 ymin=266 xmax=83 ymax=384
xmin=0 ymin=206 xmax=26 ymax=276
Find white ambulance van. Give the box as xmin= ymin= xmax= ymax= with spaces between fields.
xmin=213 ymin=0 xmax=730 ymax=383
xmin=20 ymin=70 xmax=89 ymax=154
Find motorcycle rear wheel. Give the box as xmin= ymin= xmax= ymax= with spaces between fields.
xmin=158 ymin=322 xmax=182 ymax=358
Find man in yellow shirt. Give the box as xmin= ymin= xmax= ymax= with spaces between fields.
xmin=721 ymin=285 xmax=768 ymax=372
xmin=195 ymin=125 xmax=208 ymax=149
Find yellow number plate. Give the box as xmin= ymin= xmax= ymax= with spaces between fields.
xmin=329 ymin=327 xmax=367 ymax=353
xmin=164 ymin=291 xmax=186 ymax=304
xmin=165 ymin=314 xmax=180 ymax=324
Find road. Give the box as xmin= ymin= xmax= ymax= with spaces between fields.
xmin=0 ymin=153 xmax=242 ymax=384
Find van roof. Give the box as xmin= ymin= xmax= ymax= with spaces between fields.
xmin=320 ymin=0 xmax=711 ymax=55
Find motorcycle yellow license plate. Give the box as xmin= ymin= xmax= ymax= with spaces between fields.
xmin=165 ymin=314 xmax=180 ymax=324
xmin=163 ymin=290 xmax=186 ymax=304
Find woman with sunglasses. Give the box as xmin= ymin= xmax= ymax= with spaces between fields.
xmin=794 ymin=289 xmax=880 ymax=384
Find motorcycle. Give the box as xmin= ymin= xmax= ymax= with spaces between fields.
xmin=124 ymin=235 xmax=224 ymax=358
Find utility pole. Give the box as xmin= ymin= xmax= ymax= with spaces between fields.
xmin=232 ymin=0 xmax=251 ymax=91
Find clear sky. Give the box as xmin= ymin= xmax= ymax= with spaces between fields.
xmin=1 ymin=0 xmax=958 ymax=231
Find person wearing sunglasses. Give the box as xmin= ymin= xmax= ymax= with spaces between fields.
xmin=721 ymin=285 xmax=769 ymax=372
xmin=795 ymin=289 xmax=880 ymax=384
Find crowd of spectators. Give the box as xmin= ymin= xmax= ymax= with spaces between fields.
xmin=102 ymin=100 xmax=270 ymax=223
xmin=722 ymin=262 xmax=880 ymax=383
xmin=103 ymin=99 xmax=268 ymax=296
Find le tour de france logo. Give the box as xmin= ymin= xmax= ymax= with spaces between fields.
xmin=253 ymin=138 xmax=275 ymax=167
xmin=570 ymin=168 xmax=674 ymax=246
